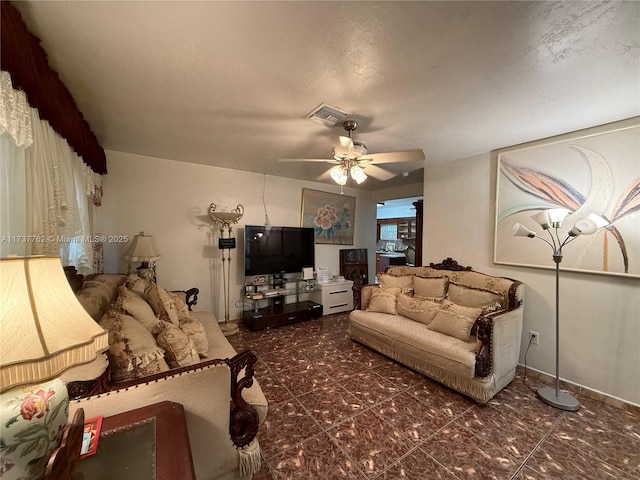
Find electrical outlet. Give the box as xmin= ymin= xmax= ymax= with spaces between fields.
xmin=529 ymin=331 xmax=539 ymax=345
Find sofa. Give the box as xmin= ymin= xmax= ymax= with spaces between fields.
xmin=61 ymin=268 xmax=267 ymax=480
xmin=349 ymin=258 xmax=524 ymax=403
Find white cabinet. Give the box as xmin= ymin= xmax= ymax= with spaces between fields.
xmin=310 ymin=280 xmax=354 ymax=315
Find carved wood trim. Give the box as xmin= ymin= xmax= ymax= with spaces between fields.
xmin=45 ymin=408 xmax=84 ymax=480
xmin=184 ymin=287 xmax=199 ymax=311
xmin=226 ymin=350 xmax=260 ymax=448
xmin=474 ymin=316 xmax=492 ymax=377
xmin=63 ymin=265 xmax=85 ymax=293
xmin=429 ymin=257 xmax=472 ymax=271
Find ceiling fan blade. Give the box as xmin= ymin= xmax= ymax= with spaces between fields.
xmin=315 ymin=169 xmax=333 ymax=182
xmin=363 ymin=149 xmax=425 ymax=164
xmin=363 ymin=164 xmax=398 ymax=181
xmin=278 ymin=158 xmax=338 ymax=163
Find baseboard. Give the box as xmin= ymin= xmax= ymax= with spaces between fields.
xmin=517 ymin=364 xmax=640 ymax=415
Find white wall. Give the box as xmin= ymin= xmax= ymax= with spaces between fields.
xmin=100 ymin=150 xmax=378 ymax=321
xmin=423 ymin=143 xmax=640 ymax=406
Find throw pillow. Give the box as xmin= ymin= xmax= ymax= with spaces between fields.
xmin=413 ymin=276 xmax=449 ymax=300
xmin=377 ymin=274 xmax=413 ymax=294
xmin=447 ymin=282 xmax=503 ymax=310
xmin=144 ymin=283 xmax=180 ymax=325
xmin=115 ymin=286 xmax=162 ymax=334
xmin=178 ymin=315 xmax=209 ymax=356
xmin=125 ymin=273 xmax=150 ymax=295
xmin=100 ymin=309 xmax=169 ymax=383
xmin=396 ymin=293 xmax=441 ymax=326
xmin=168 ymin=291 xmax=191 ymax=320
xmin=366 ymin=287 xmax=401 ymax=314
xmin=428 ymin=300 xmax=483 ymax=342
xmin=156 ymin=321 xmax=200 ymax=368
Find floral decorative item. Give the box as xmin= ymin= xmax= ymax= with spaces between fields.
xmin=0 ymin=378 xmax=69 ymax=480
xmin=494 ymin=121 xmax=639 ymax=277
xmin=301 ymin=189 xmax=355 ymax=245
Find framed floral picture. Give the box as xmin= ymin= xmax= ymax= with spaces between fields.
xmin=301 ymin=189 xmax=355 ymax=245
xmin=494 ymin=121 xmax=639 ymax=277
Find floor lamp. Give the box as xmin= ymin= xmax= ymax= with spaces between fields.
xmin=513 ymin=208 xmax=609 ymax=411
xmin=208 ymin=203 xmax=244 ymax=337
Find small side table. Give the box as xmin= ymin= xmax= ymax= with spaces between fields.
xmin=73 ymin=401 xmax=195 ymax=480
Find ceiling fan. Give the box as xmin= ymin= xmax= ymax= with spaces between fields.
xmin=279 ymin=120 xmax=425 ymax=187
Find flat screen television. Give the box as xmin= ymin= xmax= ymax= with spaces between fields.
xmin=244 ymin=225 xmax=315 ymax=277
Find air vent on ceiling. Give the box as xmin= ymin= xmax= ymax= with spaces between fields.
xmin=306 ymin=103 xmax=351 ymax=126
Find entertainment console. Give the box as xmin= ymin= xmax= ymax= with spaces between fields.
xmin=243 ymin=276 xmax=322 ymax=330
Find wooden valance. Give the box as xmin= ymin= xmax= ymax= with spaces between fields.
xmin=1 ymin=2 xmax=107 ymax=174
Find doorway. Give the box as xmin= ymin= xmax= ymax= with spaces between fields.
xmin=375 ymin=196 xmax=423 ymax=275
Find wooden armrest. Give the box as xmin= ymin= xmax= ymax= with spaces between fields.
xmin=184 ymin=287 xmax=199 ymax=311
xmin=67 ymin=350 xmax=261 ymax=449
xmin=474 ymin=316 xmax=492 ymax=378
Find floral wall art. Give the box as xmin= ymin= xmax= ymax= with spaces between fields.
xmin=301 ymin=189 xmax=355 ymax=245
xmin=494 ymin=122 xmax=640 ymax=278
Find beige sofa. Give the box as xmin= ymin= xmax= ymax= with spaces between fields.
xmin=350 ymin=258 xmax=524 ymax=403
xmin=62 ymin=269 xmax=267 ymax=480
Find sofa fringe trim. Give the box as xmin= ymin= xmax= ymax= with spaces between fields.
xmin=351 ymin=331 xmax=497 ymax=403
xmin=238 ymin=438 xmax=261 ymax=477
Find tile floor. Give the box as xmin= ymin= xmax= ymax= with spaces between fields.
xmin=227 ymin=313 xmax=639 ymax=480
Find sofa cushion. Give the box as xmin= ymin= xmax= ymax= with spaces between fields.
xmin=396 ymin=293 xmax=441 ymax=326
xmin=428 ymin=300 xmax=483 ymax=342
xmin=447 ymin=282 xmax=503 ymax=311
xmin=168 ymin=291 xmax=191 ymax=319
xmin=76 ymin=284 xmax=113 ymax=322
xmin=115 ymin=286 xmax=162 ymax=334
xmin=413 ymin=276 xmax=448 ymax=299
xmin=156 ymin=321 xmax=200 ymax=368
xmin=377 ymin=273 xmax=413 ymax=293
xmin=350 ymin=310 xmax=477 ymax=378
xmin=99 ymin=309 xmax=169 ymax=383
xmin=144 ymin=283 xmax=180 ymax=325
xmin=366 ymin=287 xmax=401 ymax=314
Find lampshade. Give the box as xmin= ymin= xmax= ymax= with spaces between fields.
xmin=531 ymin=210 xmax=552 ymax=230
xmin=0 ymin=256 xmax=108 ymax=392
xmin=123 ymin=232 xmax=161 ymax=262
xmin=547 ymin=208 xmax=570 ymax=227
xmin=329 ymin=165 xmax=348 ymax=185
xmin=512 ymin=222 xmax=536 ymax=238
xmin=350 ymin=165 xmax=368 ymax=184
xmin=569 ymin=218 xmax=598 ymax=236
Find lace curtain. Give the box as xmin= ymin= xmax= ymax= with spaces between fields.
xmin=1 ymin=70 xmax=102 ymax=273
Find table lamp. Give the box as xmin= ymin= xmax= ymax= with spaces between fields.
xmin=123 ymin=232 xmax=161 ymax=281
xmin=0 ymin=256 xmax=108 ymax=480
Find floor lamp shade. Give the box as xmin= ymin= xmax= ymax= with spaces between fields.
xmin=0 ymin=256 xmax=108 ymax=480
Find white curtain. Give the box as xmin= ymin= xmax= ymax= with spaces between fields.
xmin=1 ymin=70 xmax=101 ymax=273
xmin=0 ymin=71 xmax=32 ymax=257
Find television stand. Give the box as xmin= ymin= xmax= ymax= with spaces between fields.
xmin=242 ymin=275 xmax=322 ymax=330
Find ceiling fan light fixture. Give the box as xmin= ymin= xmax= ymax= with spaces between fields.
xmin=350 ymin=165 xmax=367 ymax=184
xmin=330 ymin=165 xmax=348 ymax=185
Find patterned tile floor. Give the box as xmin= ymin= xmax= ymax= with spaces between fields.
xmin=227 ymin=314 xmax=639 ymax=479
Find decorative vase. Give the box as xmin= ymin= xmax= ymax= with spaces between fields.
xmin=0 ymin=378 xmax=69 ymax=480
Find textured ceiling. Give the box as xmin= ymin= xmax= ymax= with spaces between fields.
xmin=13 ymin=1 xmax=640 ymax=190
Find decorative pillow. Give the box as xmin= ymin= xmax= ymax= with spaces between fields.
xmin=156 ymin=321 xmax=200 ymax=368
xmin=144 ymin=283 xmax=180 ymax=325
xmin=76 ymin=287 xmax=112 ymax=322
xmin=178 ymin=315 xmax=208 ymax=356
xmin=377 ymin=274 xmax=413 ymax=294
xmin=115 ymin=286 xmax=162 ymax=334
xmin=413 ymin=276 xmax=449 ymax=300
xmin=428 ymin=300 xmax=483 ymax=342
xmin=396 ymin=293 xmax=442 ymax=326
xmin=125 ymin=273 xmax=150 ymax=295
xmin=168 ymin=291 xmax=191 ymax=320
xmin=100 ymin=310 xmax=169 ymax=383
xmin=366 ymin=287 xmax=401 ymax=314
xmin=447 ymin=282 xmax=503 ymax=310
